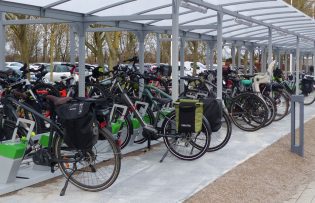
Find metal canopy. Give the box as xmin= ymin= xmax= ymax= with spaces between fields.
xmin=0 ymin=0 xmax=314 ymax=50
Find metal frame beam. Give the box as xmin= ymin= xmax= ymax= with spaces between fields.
xmin=135 ymin=4 xmax=172 ymax=15
xmin=84 ymin=14 xmax=172 ymax=22
xmin=43 ymin=0 xmax=71 ymax=9
xmin=226 ymin=27 xmax=267 ymax=37
xmin=221 ymin=0 xmax=277 ymax=7
xmin=86 ymin=0 xmax=136 ymax=15
xmin=0 ymin=1 xmax=83 ymax=21
xmin=237 ymin=5 xmax=287 ymax=13
xmin=3 ymin=18 xmax=69 ymax=25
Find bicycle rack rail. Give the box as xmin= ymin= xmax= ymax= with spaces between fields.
xmin=290 ymin=95 xmax=304 ymax=157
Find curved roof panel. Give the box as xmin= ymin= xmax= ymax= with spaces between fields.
xmin=1 ymin=0 xmax=315 ymax=50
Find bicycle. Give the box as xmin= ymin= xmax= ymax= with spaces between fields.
xmin=1 ymin=95 xmax=121 ymax=196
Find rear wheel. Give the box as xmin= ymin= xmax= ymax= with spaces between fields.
xmin=207 ymin=110 xmax=232 ymax=152
xmin=161 ymin=111 xmax=211 ymax=161
xmin=55 ymin=128 xmax=121 ymax=192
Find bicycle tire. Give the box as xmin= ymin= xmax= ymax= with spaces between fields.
xmin=161 ymin=111 xmax=211 ymax=161
xmin=55 ymin=128 xmax=121 ymax=192
xmin=262 ymin=95 xmax=276 ymax=127
xmin=207 ymin=110 xmax=232 ymax=152
xmin=272 ymin=90 xmax=289 ymax=121
xmin=230 ymin=93 xmax=268 ymax=132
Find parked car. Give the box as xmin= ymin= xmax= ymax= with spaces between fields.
xmin=182 ymin=61 xmax=207 ymax=76
xmin=5 ymin=62 xmax=24 ymax=69
xmin=43 ymin=63 xmax=76 ymax=82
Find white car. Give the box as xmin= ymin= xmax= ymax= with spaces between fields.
xmin=177 ymin=61 xmax=207 ymax=76
xmin=5 ymin=62 xmax=24 ymax=69
xmin=43 ymin=63 xmax=77 ymax=82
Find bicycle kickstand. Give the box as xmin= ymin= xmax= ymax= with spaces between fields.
xmin=60 ymin=169 xmax=76 ymax=196
xmin=159 ymin=149 xmax=169 ymax=163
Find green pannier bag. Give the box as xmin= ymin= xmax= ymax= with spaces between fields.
xmin=174 ymin=99 xmax=203 ymax=133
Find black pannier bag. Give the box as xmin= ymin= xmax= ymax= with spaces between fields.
xmin=301 ymin=78 xmax=314 ymax=95
xmin=56 ymin=101 xmax=99 ymax=150
xmin=201 ymin=98 xmax=222 ymax=132
xmin=159 ymin=65 xmax=172 ymax=77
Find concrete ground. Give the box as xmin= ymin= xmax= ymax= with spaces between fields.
xmin=187 ymin=117 xmax=315 ymax=203
xmin=1 ymin=104 xmax=315 ymax=203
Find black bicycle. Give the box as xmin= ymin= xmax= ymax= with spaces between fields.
xmin=1 ymin=95 xmax=121 ymax=196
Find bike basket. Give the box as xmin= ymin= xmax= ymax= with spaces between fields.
xmin=56 ymin=101 xmax=99 ymax=150
xmin=174 ymin=99 xmax=203 ymax=133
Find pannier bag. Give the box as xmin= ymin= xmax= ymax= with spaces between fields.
xmin=175 ymin=99 xmax=203 ymax=133
xmin=201 ymin=98 xmax=222 ymax=132
xmin=301 ymin=78 xmax=314 ymax=95
xmin=56 ymin=101 xmax=99 ymax=150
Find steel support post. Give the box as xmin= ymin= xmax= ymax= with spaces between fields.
xmin=231 ymin=43 xmax=236 ymax=68
xmin=77 ymin=23 xmax=87 ymax=97
xmin=206 ymin=41 xmax=210 ymax=69
xmin=267 ymin=27 xmax=273 ymax=66
xmin=296 ymin=36 xmax=300 ymax=95
xmin=171 ymin=0 xmax=180 ymax=101
xmin=180 ymin=37 xmax=185 ymax=94
xmin=248 ymin=45 xmax=254 ymax=75
xmin=136 ymin=31 xmax=146 ymax=98
xmin=262 ymin=47 xmax=266 ymax=73
xmin=305 ymin=54 xmax=310 ymax=74
xmin=278 ymin=50 xmax=281 ymax=67
xmin=313 ymin=42 xmax=315 ymax=77
xmin=302 ymin=54 xmax=305 ymax=71
xmin=216 ymin=11 xmax=223 ymax=99
xmin=237 ymin=45 xmax=241 ymax=68
xmin=209 ymin=41 xmax=215 ymax=69
xmin=285 ymin=52 xmax=288 ymax=78
xmin=0 ymin=12 xmax=5 ymax=70
xmin=70 ymin=24 xmax=76 ymax=64
xmin=290 ymin=53 xmax=294 ymax=73
xmin=156 ymin=33 xmax=161 ymax=67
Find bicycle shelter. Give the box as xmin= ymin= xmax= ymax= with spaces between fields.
xmin=0 ymin=0 xmax=315 ymax=198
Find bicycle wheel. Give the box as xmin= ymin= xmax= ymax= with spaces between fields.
xmin=54 ymin=128 xmax=121 ymax=192
xmin=272 ymin=90 xmax=289 ymax=121
xmin=207 ymin=110 xmax=232 ymax=152
xmin=107 ymin=108 xmax=132 ymax=149
xmin=230 ymin=93 xmax=268 ymax=132
xmin=161 ymin=111 xmax=211 ymax=161
xmin=303 ymin=88 xmax=315 ymax=105
xmin=262 ymin=95 xmax=276 ymax=127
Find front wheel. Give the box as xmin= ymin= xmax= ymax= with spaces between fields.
xmin=230 ymin=93 xmax=268 ymax=132
xmin=54 ymin=128 xmax=121 ymax=192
